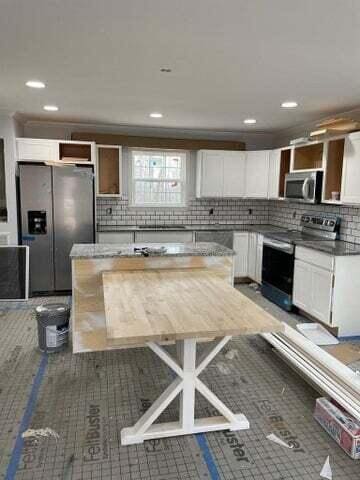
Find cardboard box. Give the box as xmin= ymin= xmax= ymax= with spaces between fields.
xmin=314 ymin=397 xmax=360 ymax=459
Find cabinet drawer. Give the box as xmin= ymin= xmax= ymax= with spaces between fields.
xmin=295 ymin=246 xmax=334 ymax=271
xmin=97 ymin=232 xmax=134 ymax=243
xmin=134 ymin=231 xmax=194 ymax=243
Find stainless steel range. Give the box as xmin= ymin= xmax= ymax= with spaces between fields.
xmin=261 ymin=213 xmax=340 ymax=311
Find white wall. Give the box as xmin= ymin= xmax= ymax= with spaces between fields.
xmin=0 ymin=114 xmax=22 ymax=244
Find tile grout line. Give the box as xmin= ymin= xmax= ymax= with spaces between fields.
xmin=5 ymin=353 xmax=48 ymax=480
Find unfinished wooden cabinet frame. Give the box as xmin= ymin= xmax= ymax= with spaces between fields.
xmin=278 ymin=149 xmax=291 ymax=197
xmin=16 ymin=138 xmax=95 ymax=164
xmin=322 ymin=138 xmax=345 ymax=204
xmin=96 ymin=145 xmax=122 ymax=196
xmin=59 ymin=141 xmax=93 ymax=163
xmin=291 ymin=142 xmax=324 ymax=171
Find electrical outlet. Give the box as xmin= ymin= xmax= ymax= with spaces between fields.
xmin=106 ymin=207 xmax=112 ymax=215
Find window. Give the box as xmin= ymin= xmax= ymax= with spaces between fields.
xmin=0 ymin=139 xmax=7 ymax=222
xmin=131 ymin=149 xmax=186 ymax=207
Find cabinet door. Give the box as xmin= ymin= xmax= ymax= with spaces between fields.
xmin=341 ymin=134 xmax=360 ymax=204
xmin=17 ymin=138 xmax=58 ymax=161
xmin=293 ymin=260 xmax=313 ymax=311
xmin=245 ymin=151 xmax=270 ymax=198
xmin=293 ymin=260 xmax=333 ymax=324
xmin=310 ymin=265 xmax=333 ymax=325
xmin=247 ymin=232 xmax=257 ymax=281
xmin=268 ymin=149 xmax=281 ymax=199
xmin=255 ymin=234 xmax=264 ymax=283
xmin=196 ymin=151 xmax=223 ymax=197
xmin=223 ymin=152 xmax=246 ymax=197
xmin=233 ymin=232 xmax=249 ymax=277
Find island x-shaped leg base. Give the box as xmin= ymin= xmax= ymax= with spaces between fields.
xmin=121 ymin=336 xmax=249 ymax=445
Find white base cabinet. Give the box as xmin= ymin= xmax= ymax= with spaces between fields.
xmin=255 ymin=234 xmax=264 ymax=284
xmin=293 ymin=259 xmax=333 ymax=325
xmin=293 ymin=246 xmax=360 ymax=337
xmin=247 ymin=232 xmax=257 ymax=280
xmin=233 ymin=231 xmax=263 ymax=283
xmin=233 ymin=233 xmax=249 ymax=277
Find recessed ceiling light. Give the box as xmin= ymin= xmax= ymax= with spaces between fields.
xmin=43 ymin=105 xmax=59 ymax=111
xmin=150 ymin=112 xmax=163 ymax=118
xmin=244 ymin=118 xmax=257 ymax=124
xmin=281 ymin=101 xmax=298 ymax=108
xmin=26 ymin=80 xmax=45 ymax=89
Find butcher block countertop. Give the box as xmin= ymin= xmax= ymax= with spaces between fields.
xmin=71 ymin=242 xmax=282 ymax=353
xmin=103 ymin=269 xmax=283 ymax=347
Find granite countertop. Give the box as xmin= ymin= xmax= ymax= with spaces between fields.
xmin=97 ymin=224 xmax=286 ymax=234
xmin=70 ymin=242 xmax=235 ymax=259
xmin=296 ymin=240 xmax=360 ymax=256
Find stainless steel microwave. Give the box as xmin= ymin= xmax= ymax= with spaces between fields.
xmin=284 ymin=171 xmax=323 ymax=203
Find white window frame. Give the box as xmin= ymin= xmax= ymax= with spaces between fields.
xmin=130 ymin=148 xmax=187 ymax=207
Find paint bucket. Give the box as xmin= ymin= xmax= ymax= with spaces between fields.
xmin=35 ymin=303 xmax=70 ymax=353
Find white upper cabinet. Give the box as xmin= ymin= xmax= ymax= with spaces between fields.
xmin=196 ymin=150 xmax=224 ymax=197
xmin=16 ymin=138 xmax=95 ymax=164
xmin=268 ymin=148 xmax=291 ymax=200
xmin=223 ymin=151 xmax=246 ymax=197
xmin=196 ymin=150 xmax=245 ymax=198
xmin=196 ymin=149 xmax=270 ymax=199
xmin=17 ymin=138 xmax=59 ymax=161
xmin=341 ymin=132 xmax=360 ymax=204
xmin=245 ymin=150 xmax=270 ymax=198
xmin=268 ymin=149 xmax=281 ymax=199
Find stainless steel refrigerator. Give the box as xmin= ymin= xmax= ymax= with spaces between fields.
xmin=18 ymin=163 xmax=94 ymax=294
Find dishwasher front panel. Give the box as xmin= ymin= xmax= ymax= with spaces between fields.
xmin=195 ymin=231 xmax=233 ymax=249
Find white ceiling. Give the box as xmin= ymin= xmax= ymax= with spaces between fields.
xmin=1 ymin=0 xmax=360 ymax=132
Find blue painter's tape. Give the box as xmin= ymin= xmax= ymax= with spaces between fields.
xmin=338 ymin=335 xmax=360 ymax=342
xmin=169 ymin=360 xmax=220 ymax=479
xmin=195 ymin=433 xmax=220 ymax=480
xmin=5 ymin=353 xmax=48 ymax=480
xmin=22 ymin=236 xmax=35 ymax=242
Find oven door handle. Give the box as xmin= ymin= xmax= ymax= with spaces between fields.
xmin=302 ymin=177 xmax=311 ymax=201
xmin=263 ymin=238 xmax=294 ymax=254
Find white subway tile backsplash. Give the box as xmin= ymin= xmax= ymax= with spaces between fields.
xmin=268 ymin=200 xmax=360 ymax=244
xmin=97 ymin=197 xmax=360 ymax=243
xmin=97 ymin=197 xmax=269 ymax=227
